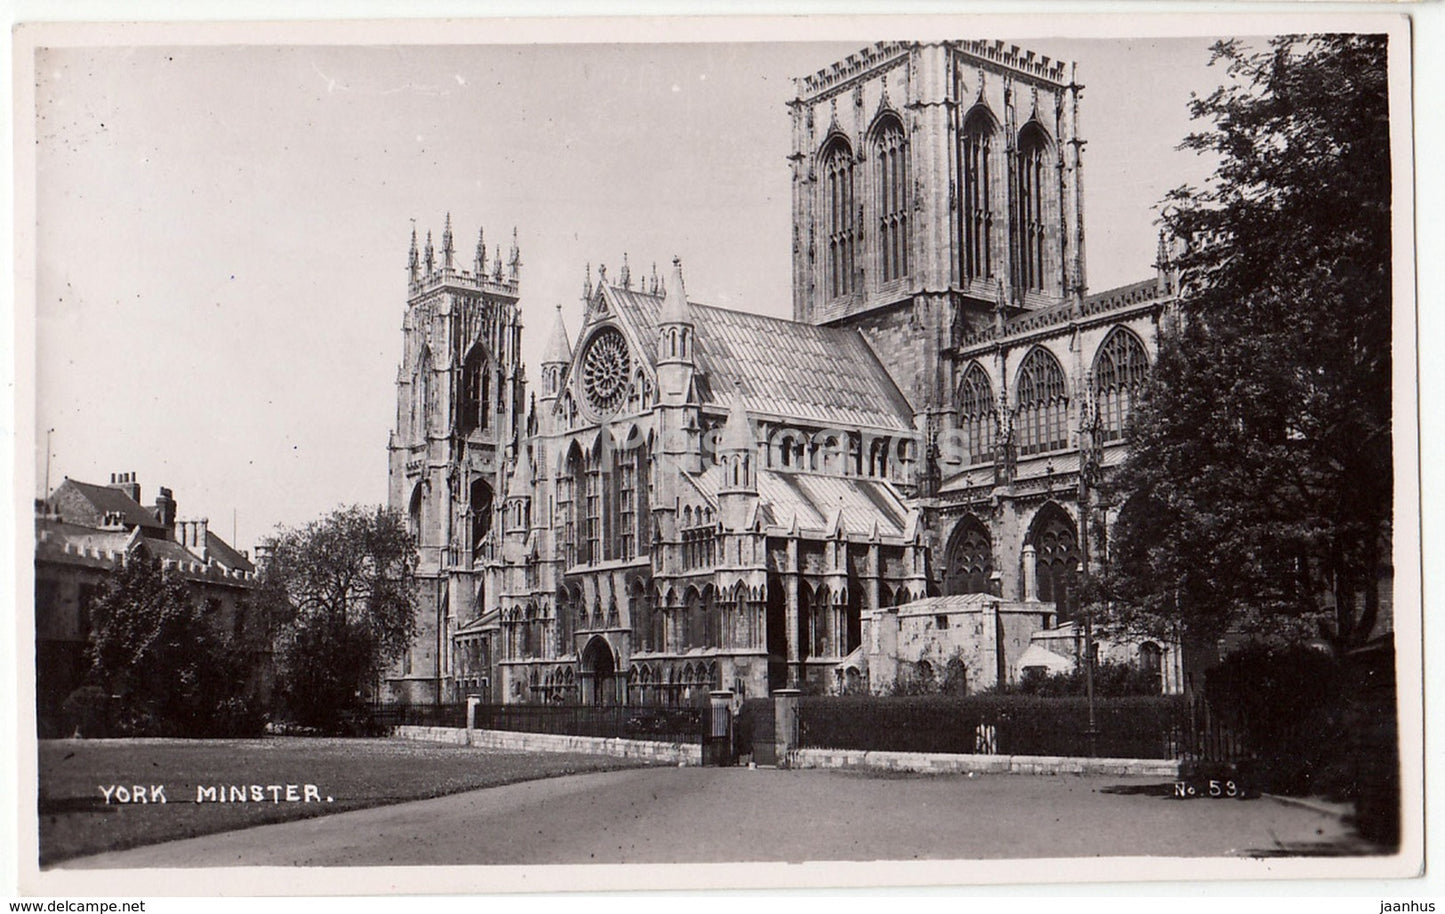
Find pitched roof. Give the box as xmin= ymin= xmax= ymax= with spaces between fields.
xmin=204 ymin=531 xmax=255 ymax=573
xmin=456 ymin=608 xmax=500 ymax=636
xmin=35 ymin=519 xmax=138 ymax=560
xmin=57 ymin=479 xmax=165 ymax=531
xmin=142 ymin=537 xmax=206 ymax=567
xmin=602 ymin=284 xmax=913 ymax=432
xmin=751 ymin=469 xmax=909 ymax=538
xmin=895 ymin=594 xmax=996 ymax=614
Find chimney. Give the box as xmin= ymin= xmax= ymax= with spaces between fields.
xmin=108 ymin=471 xmax=141 ymax=505
xmin=179 ymin=518 xmax=210 ymax=560
xmin=153 ymin=486 xmax=177 ymax=529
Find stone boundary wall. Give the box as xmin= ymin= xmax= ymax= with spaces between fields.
xmin=791 ymin=747 xmax=1181 ymax=778
xmin=392 ymin=725 xmax=702 ymax=766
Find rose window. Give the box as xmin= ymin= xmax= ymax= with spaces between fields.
xmin=581 ymin=327 xmax=631 ymax=416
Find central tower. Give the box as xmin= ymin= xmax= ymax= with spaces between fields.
xmin=789 ymin=40 xmax=1085 ymax=413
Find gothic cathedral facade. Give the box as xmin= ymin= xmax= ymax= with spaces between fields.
xmin=386 ymin=41 xmax=1181 ymax=706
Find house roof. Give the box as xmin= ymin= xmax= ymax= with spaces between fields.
xmin=35 ymin=519 xmax=138 ymax=559
xmin=601 ymin=284 xmax=914 ymax=432
xmin=141 ymin=537 xmax=206 ymax=566
xmin=204 ymin=531 xmax=255 ymax=573
xmin=57 ymin=479 xmax=165 ymax=530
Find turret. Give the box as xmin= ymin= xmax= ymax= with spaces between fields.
xmin=474 ymin=226 xmax=486 ymax=276
xmin=508 ymin=227 xmax=521 ymax=280
xmin=504 ymin=443 xmax=533 ymax=538
xmin=442 ymin=212 xmax=455 ymax=270
xmin=717 ymin=384 xmax=759 ymax=532
xmin=656 ymin=256 xmax=695 ymax=390
xmin=657 ymin=256 xmax=700 ymax=480
xmin=424 ymin=231 xmax=435 ymax=275
xmin=408 ymin=227 xmax=420 ymax=283
xmin=540 ymin=304 xmax=572 ymax=403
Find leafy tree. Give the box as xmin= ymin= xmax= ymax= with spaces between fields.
xmin=1007 ymin=660 xmax=1163 ymax=698
xmin=261 ymin=505 xmax=417 ymax=730
xmin=1104 ymin=35 xmax=1392 ymax=652
xmin=84 ymin=555 xmax=258 ymax=736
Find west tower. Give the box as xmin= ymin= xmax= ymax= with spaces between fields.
xmin=386 ymin=216 xmax=526 ymax=703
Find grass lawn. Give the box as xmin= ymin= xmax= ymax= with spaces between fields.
xmin=37 ymin=737 xmax=651 ymax=866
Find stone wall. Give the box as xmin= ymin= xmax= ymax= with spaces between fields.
xmin=792 ymin=747 xmax=1180 ymax=777
xmin=392 ymin=724 xmax=702 ymax=765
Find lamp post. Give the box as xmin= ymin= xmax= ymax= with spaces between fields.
xmin=1077 ymin=381 xmax=1103 ymax=759
xmin=1079 ymin=559 xmax=1098 ymax=758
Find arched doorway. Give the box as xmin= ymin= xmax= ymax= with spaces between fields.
xmin=579 ymin=636 xmax=617 ymax=706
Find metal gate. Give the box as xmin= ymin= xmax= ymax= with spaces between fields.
xmin=737 ymin=698 xmax=775 ymax=766
xmin=701 ymin=691 xmax=736 ymax=766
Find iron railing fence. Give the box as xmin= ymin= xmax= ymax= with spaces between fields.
xmin=472 ymin=703 xmax=706 ymax=743
xmin=372 ymin=702 xmax=706 ymax=743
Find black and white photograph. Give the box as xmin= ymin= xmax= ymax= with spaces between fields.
xmin=7 ymin=8 xmax=1429 ymax=901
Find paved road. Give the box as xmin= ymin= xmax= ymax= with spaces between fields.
xmin=60 ymin=766 xmax=1370 ymax=868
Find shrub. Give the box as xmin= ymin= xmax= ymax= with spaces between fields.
xmin=60 ymin=686 xmax=112 ymax=738
xmin=796 ymin=693 xmax=1186 ymax=759
xmin=1203 ymin=644 xmax=1350 ymax=797
xmin=1004 ymin=660 xmax=1162 ymax=697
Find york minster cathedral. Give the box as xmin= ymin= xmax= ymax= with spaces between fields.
xmin=385 ymin=40 xmax=1181 ymax=706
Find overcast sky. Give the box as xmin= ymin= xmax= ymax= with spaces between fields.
xmin=32 ymin=35 xmax=1228 ymax=550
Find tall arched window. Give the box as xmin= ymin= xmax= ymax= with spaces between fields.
xmin=822 ymin=137 xmax=857 ymax=299
xmin=407 ymin=482 xmax=424 ymax=542
xmin=616 ymin=444 xmax=635 ymax=561
xmin=1092 ymin=328 xmax=1150 ymax=443
xmin=584 ymin=449 xmax=601 ymax=564
xmin=808 ymin=586 xmax=832 ymax=658
xmin=1030 ymin=506 xmax=1080 ymax=612
xmin=844 ymin=583 xmax=862 ymax=655
xmin=458 ymin=345 xmax=490 ymax=436
xmin=960 ymin=107 xmax=996 ymax=282
xmin=469 ymin=479 xmax=492 ymax=562
xmin=413 ymin=347 xmax=432 ymax=440
xmin=557 ymin=588 xmax=576 ymax=653
xmin=684 ymin=588 xmax=704 ymax=650
xmin=652 ymin=587 xmax=667 ymax=654
xmin=635 ymin=440 xmax=652 ymax=556
xmin=1016 ymin=348 xmax=1069 ymax=456
xmin=957 ymin=362 xmax=997 ymax=466
xmin=944 ymin=519 xmax=993 ymax=595
xmin=874 ymin=116 xmax=909 ymax=283
xmin=563 ymin=445 xmax=585 ymax=565
xmin=1015 ymin=123 xmax=1050 ymax=293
